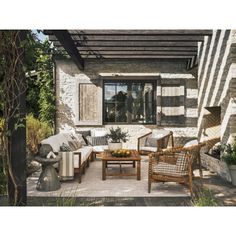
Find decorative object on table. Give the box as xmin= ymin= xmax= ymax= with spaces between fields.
xmin=35 ymin=155 xmax=61 ymax=192
xmin=222 ymin=140 xmax=236 ymax=186
xmin=106 ymin=127 xmax=129 ymax=150
xmin=111 ymin=149 xmax=131 ymax=157
xmin=102 ymin=150 xmax=141 ymax=180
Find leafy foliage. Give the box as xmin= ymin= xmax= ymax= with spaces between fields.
xmin=26 ymin=114 xmax=53 ymax=156
xmin=106 ymin=127 xmax=129 ymax=143
xmin=221 ymin=141 xmax=236 ymax=165
xmin=192 ymin=188 xmax=218 ymax=206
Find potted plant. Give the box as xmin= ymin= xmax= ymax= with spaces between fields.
xmin=106 ymin=127 xmax=129 ymax=150
xmin=222 ymin=141 xmax=236 ymax=186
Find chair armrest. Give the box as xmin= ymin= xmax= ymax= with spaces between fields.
xmin=137 ymin=132 xmax=152 ymax=151
xmin=159 ymin=146 xmax=184 ymax=154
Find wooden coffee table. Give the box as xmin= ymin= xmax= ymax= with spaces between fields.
xmin=102 ymin=150 xmax=141 ymax=180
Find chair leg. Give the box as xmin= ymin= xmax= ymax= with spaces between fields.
xmin=148 ymin=177 xmax=151 ymax=193
xmin=78 ymin=171 xmax=82 ymax=183
xmin=189 ymin=175 xmax=193 ymax=196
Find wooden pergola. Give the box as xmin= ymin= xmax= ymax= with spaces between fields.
xmin=44 ymin=30 xmax=212 ymax=70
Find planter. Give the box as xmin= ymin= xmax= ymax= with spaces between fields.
xmin=201 ymin=152 xmax=231 ymax=182
xmin=228 ymin=165 xmax=236 ymax=186
xmin=108 ymin=142 xmax=122 ymax=151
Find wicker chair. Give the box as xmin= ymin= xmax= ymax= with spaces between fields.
xmin=148 ymin=143 xmax=205 ymax=195
xmin=137 ymin=129 xmax=174 ymax=155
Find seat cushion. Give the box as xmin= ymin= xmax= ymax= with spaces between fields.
xmin=140 ymin=146 xmax=157 ymax=152
xmin=184 ymin=139 xmax=198 ymax=147
xmin=92 ymin=145 xmax=108 ymax=153
xmin=73 ymin=146 xmax=93 ymax=168
xmin=153 ymin=162 xmax=188 ymax=176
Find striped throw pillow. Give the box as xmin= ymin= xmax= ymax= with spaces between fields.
xmin=86 ymin=136 xmax=108 ymax=146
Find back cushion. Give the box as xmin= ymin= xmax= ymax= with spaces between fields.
xmin=91 ymin=129 xmax=108 ymax=137
xmin=145 ymin=137 xmax=158 ymax=147
xmin=176 ymin=153 xmax=189 ymax=172
xmin=60 ymin=143 xmax=72 ymax=152
xmin=68 ymin=140 xmax=82 ymax=151
xmin=87 ymin=136 xmax=108 ymax=146
xmin=73 ymin=133 xmax=87 ymax=146
xmin=76 ymin=130 xmax=91 ymax=144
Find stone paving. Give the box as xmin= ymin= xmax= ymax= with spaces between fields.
xmin=27 ymin=156 xmax=190 ymax=198
xmin=25 ymin=156 xmax=236 ymax=206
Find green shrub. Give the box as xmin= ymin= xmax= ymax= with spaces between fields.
xmin=26 ymin=114 xmax=53 ymax=155
xmin=192 ymin=188 xmax=218 ymax=206
xmin=221 ymin=141 xmax=236 ymax=165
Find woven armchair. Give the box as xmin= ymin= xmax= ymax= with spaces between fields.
xmin=137 ymin=129 xmax=174 ymax=155
xmin=148 ymin=143 xmax=205 ymax=195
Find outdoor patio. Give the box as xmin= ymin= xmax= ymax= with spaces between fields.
xmin=26 ymin=155 xmax=236 ymax=206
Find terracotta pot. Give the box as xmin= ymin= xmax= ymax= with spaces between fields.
xmin=108 ymin=142 xmax=122 ymax=151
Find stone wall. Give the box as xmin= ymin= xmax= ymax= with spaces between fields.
xmin=55 ymin=58 xmax=198 ymax=148
xmin=198 ymin=30 xmax=236 ymax=145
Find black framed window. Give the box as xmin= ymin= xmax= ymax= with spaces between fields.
xmin=104 ymin=81 xmax=156 ymax=124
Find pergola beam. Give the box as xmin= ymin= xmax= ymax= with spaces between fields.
xmin=81 ymin=55 xmax=193 ymax=59
xmin=79 ymin=51 xmax=197 ymax=56
xmin=76 ymin=46 xmax=198 ymax=51
xmin=51 ymin=30 xmax=84 ymax=70
xmin=71 ymin=35 xmax=205 ymax=42
xmin=68 ymin=30 xmax=212 ymax=35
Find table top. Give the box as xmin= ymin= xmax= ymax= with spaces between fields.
xmin=35 ymin=156 xmax=61 ymax=164
xmin=102 ymin=149 xmax=141 ymax=161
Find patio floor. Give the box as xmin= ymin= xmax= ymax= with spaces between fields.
xmin=26 ymin=156 xmax=236 ymax=206
xmin=27 ymin=156 xmax=191 ymax=198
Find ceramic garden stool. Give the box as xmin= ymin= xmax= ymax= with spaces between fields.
xmin=35 ymin=156 xmax=61 ymax=192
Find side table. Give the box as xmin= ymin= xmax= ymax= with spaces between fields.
xmin=35 ymin=156 xmax=61 ymax=192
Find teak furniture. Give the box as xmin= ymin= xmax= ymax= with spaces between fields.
xmin=148 ymin=143 xmax=205 ymax=195
xmin=102 ymin=150 xmax=141 ymax=180
xmin=137 ymin=130 xmax=174 ymax=155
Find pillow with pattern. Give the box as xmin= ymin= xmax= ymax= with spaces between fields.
xmin=60 ymin=142 xmax=72 ymax=152
xmin=68 ymin=140 xmax=82 ymax=151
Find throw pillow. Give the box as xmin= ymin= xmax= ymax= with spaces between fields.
xmin=176 ymin=153 xmax=188 ymax=172
xmin=73 ymin=133 xmax=87 ymax=146
xmin=76 ymin=130 xmax=91 ymax=144
xmin=68 ymin=140 xmax=82 ymax=151
xmin=86 ymin=136 xmax=108 ymax=146
xmin=60 ymin=143 xmax=72 ymax=152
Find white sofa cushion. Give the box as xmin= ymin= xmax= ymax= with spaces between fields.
xmin=73 ymin=146 xmax=93 ymax=168
xmin=184 ymin=139 xmax=198 ymax=147
xmin=91 ymin=128 xmax=108 ymax=137
xmin=151 ymin=129 xmax=170 ymax=139
xmin=41 ymin=133 xmax=67 ymax=152
xmin=140 ymin=146 xmax=157 ymax=152
xmin=92 ymin=145 xmax=108 ymax=153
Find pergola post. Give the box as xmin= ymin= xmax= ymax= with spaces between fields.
xmin=7 ymin=31 xmax=27 ymax=206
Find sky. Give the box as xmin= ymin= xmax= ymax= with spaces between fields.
xmin=32 ymin=30 xmax=48 ymax=42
